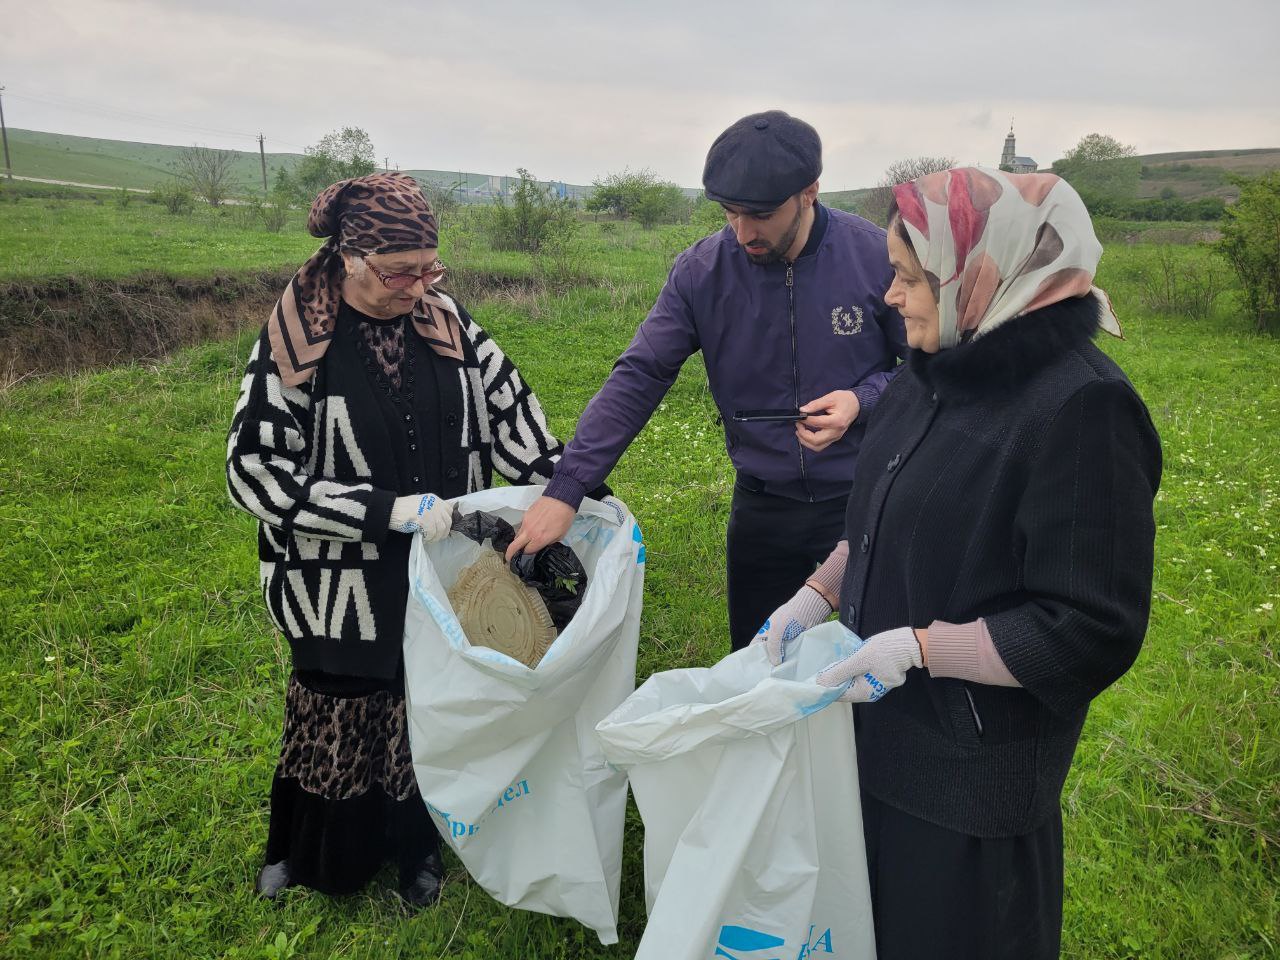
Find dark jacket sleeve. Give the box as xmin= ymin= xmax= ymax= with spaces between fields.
xmin=543 ymin=259 xmax=700 ymax=508
xmin=985 ymin=378 xmax=1162 ymax=717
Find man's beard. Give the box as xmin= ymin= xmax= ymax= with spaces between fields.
xmin=744 ymin=203 xmax=805 ymax=265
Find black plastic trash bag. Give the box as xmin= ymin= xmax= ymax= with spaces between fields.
xmin=450 ymin=509 xmax=588 ymax=631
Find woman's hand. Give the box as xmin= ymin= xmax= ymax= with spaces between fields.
xmin=750 ymin=585 xmax=833 ymax=665
xmin=815 ymin=627 xmax=924 ymax=702
xmin=796 ymin=390 xmax=860 ymax=452
xmin=505 ymin=495 xmax=576 ymax=561
xmin=390 ymin=493 xmax=453 ymax=541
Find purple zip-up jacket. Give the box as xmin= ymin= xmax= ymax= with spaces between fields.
xmin=545 ymin=205 xmax=907 ymax=506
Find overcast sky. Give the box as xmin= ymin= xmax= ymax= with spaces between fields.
xmin=4 ymin=0 xmax=1279 ymax=190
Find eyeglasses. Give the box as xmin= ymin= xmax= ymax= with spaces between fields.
xmin=362 ymin=257 xmax=447 ymax=291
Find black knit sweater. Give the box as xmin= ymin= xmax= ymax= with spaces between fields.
xmin=839 ymin=297 xmax=1162 ymax=837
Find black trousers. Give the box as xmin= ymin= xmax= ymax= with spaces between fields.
xmin=861 ymin=791 xmax=1064 ymax=960
xmin=725 ymin=481 xmax=849 ymax=650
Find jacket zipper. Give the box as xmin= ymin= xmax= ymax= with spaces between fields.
xmin=786 ymin=262 xmax=813 ymax=502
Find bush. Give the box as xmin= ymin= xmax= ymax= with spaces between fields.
xmin=260 ymin=191 xmax=290 ymax=233
xmin=420 ymin=178 xmax=463 ymax=229
xmin=1217 ymin=172 xmax=1280 ymax=333
xmin=477 ymin=168 xmax=577 ymax=253
xmin=689 ymin=197 xmax=728 ymax=237
xmin=1137 ymin=245 xmax=1226 ymax=321
xmin=1081 ymin=192 xmax=1226 ymax=222
xmin=533 ymin=223 xmax=589 ymax=289
xmin=587 ymin=169 xmax=690 ymax=227
xmin=150 ymin=180 xmax=194 ymax=215
xmin=175 ymin=145 xmax=235 ymax=207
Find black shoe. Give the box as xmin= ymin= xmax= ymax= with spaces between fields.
xmin=255 ymin=861 xmax=293 ymax=899
xmin=397 ymin=852 xmax=444 ymax=909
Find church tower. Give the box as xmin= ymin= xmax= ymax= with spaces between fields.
xmin=999 ymin=124 xmax=1037 ymax=174
xmin=1000 ymin=127 xmax=1017 ymax=170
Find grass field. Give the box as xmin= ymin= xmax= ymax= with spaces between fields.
xmin=0 ymin=187 xmax=688 ymax=287
xmin=0 ymin=212 xmax=1277 ymax=958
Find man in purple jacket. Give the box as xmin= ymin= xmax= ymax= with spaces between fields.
xmin=508 ymin=110 xmax=907 ymax=650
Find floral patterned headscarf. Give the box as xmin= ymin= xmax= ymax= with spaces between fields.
xmin=892 ymin=167 xmax=1121 ymax=350
xmin=267 ymin=172 xmax=464 ymax=387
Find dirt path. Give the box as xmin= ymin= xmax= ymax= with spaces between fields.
xmin=9 ymin=174 xmax=152 ymax=193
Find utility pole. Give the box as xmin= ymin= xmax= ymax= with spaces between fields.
xmin=257 ymin=133 xmax=268 ymax=193
xmin=0 ymin=86 xmax=12 ymax=180
xmin=384 ymin=156 xmax=389 ymax=172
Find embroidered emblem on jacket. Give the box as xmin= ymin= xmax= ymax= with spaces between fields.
xmin=831 ymin=305 xmax=864 ymax=335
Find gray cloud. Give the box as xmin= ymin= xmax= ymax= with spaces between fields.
xmin=3 ymin=0 xmax=1278 ymax=188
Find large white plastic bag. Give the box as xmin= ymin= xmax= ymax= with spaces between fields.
xmin=403 ymin=486 xmax=644 ymax=945
xmin=595 ymin=622 xmax=877 ymax=960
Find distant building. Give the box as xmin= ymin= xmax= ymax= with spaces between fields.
xmin=999 ymin=127 xmax=1037 ymax=174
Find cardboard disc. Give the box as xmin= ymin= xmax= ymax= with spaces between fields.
xmin=448 ymin=552 xmax=556 ymax=667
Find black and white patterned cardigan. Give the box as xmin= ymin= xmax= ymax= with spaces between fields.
xmin=226 ymin=296 xmax=575 ymax=679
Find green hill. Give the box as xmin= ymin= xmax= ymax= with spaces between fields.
xmin=1134 ymin=148 xmax=1280 ymax=201
xmin=2 ymin=129 xmax=596 ymax=200
xmin=4 ymin=129 xmax=302 ymax=193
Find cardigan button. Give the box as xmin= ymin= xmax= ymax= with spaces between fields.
xmin=846 ymin=603 xmax=857 ymax=622
xmin=446 ymin=467 xmax=459 ymax=480
xmin=413 ymin=475 xmax=421 ymax=484
xmin=447 ymin=413 xmax=459 ymax=427
xmin=407 ymin=430 xmax=415 ymax=438
xmin=860 ymin=533 xmax=869 ymax=553
xmin=931 ymin=392 xmax=939 ymax=404
xmin=403 ymin=414 xmax=412 ymax=422
xmin=887 ymin=454 xmax=901 ymax=472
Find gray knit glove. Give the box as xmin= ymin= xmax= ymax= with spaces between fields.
xmin=815 ymin=627 xmax=922 ymax=703
xmin=390 ymin=493 xmax=453 ymax=542
xmin=750 ymin=586 xmax=833 ymax=666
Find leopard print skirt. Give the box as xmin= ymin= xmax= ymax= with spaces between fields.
xmin=264 ymin=672 xmax=437 ymax=894
xmin=277 ymin=673 xmax=417 ymax=802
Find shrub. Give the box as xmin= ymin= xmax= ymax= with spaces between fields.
xmin=587 ymin=169 xmax=690 ymax=227
xmin=150 ymin=180 xmax=194 ymax=215
xmin=1217 ymin=172 xmax=1280 ymax=333
xmin=1137 ymin=245 xmax=1226 ymax=321
xmin=477 ymin=168 xmax=577 ymax=253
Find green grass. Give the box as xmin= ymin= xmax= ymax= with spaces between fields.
xmin=0 ymin=194 xmax=684 ymax=284
xmin=0 ymin=234 xmax=1277 ymax=957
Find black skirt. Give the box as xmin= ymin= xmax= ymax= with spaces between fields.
xmin=861 ymin=791 xmax=1063 ymax=960
xmin=263 ymin=670 xmax=438 ymax=895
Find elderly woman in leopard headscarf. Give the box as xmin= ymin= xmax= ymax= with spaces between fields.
xmin=226 ymin=172 xmax=608 ymax=907
xmin=750 ymin=168 xmax=1162 ymax=958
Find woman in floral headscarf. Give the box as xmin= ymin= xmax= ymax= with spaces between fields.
xmin=752 ymin=168 xmax=1161 ymax=957
xmin=226 ymin=172 xmax=607 ymax=907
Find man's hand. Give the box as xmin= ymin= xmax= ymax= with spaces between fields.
xmin=506 ymin=496 xmax=576 ymax=561
xmin=796 ymin=390 xmax=860 ymax=453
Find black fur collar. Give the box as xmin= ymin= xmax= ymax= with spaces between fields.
xmin=908 ymin=296 xmax=1102 ymax=401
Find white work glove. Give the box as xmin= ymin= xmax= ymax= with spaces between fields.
xmin=389 ymin=493 xmax=453 ymax=542
xmin=750 ymin=585 xmax=833 ymax=666
xmin=815 ymin=627 xmax=923 ymax=703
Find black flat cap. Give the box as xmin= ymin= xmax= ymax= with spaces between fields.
xmin=702 ymin=110 xmax=822 ymax=211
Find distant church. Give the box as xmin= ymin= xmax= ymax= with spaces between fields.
xmin=999 ymin=127 xmax=1037 ymax=174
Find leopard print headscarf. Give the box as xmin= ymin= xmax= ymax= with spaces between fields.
xmin=267 ymin=172 xmax=464 ymax=387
